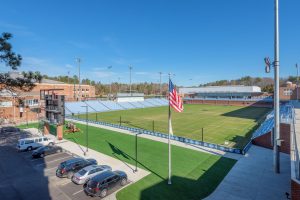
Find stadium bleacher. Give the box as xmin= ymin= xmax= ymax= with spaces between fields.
xmin=117 ymin=102 xmax=137 ymax=109
xmin=65 ymin=101 xmax=89 ymax=115
xmin=65 ymin=98 xmax=168 ymax=115
xmin=84 ymin=100 xmax=110 ymax=112
xmin=99 ymin=100 xmax=123 ymax=110
xmin=252 ymin=103 xmax=293 ymax=139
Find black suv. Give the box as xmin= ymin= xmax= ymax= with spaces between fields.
xmin=56 ymin=158 xmax=97 ymax=178
xmin=83 ymin=170 xmax=127 ymax=198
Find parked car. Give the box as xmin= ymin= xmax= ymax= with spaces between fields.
xmin=83 ymin=170 xmax=127 ymax=198
xmin=32 ymin=145 xmax=63 ymax=158
xmin=17 ymin=136 xmax=54 ymax=151
xmin=56 ymin=158 xmax=98 ymax=179
xmin=1 ymin=126 xmax=20 ymax=134
xmin=72 ymin=165 xmax=112 ymax=185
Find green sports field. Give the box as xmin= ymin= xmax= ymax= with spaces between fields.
xmin=76 ymin=104 xmax=270 ymax=149
xmin=62 ymin=122 xmax=236 ymax=200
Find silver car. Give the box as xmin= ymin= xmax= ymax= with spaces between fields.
xmin=72 ymin=165 xmax=112 ymax=184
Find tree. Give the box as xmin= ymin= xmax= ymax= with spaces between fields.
xmin=0 ymin=32 xmax=42 ymax=92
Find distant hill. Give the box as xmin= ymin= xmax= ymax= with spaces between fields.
xmin=199 ymin=76 xmax=298 ymax=93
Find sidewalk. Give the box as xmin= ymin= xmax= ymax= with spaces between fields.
xmin=68 ymin=118 xmax=242 ymax=160
xmin=24 ymin=128 xmax=150 ymax=200
xmin=205 ymin=145 xmax=291 ymax=200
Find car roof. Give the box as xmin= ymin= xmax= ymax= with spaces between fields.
xmin=81 ymin=165 xmax=99 ymax=171
xmin=92 ymin=171 xmax=115 ymax=182
xmin=63 ymin=158 xmax=84 ymax=164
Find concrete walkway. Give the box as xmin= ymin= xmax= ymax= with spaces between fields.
xmin=24 ymin=128 xmax=150 ymax=200
xmin=68 ymin=118 xmax=242 ymax=160
xmin=205 ymin=145 xmax=291 ymax=200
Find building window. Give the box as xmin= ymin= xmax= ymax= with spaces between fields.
xmin=0 ymin=101 xmax=12 ymax=107
xmin=25 ymin=99 xmax=39 ymax=106
xmin=283 ymin=89 xmax=293 ymax=96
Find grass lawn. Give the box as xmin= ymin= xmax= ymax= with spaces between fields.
xmin=76 ymin=104 xmax=270 ymax=149
xmin=64 ymin=122 xmax=236 ymax=200
xmin=17 ymin=122 xmax=40 ymax=129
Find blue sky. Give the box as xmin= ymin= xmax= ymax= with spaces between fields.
xmin=0 ymin=0 xmax=299 ymax=86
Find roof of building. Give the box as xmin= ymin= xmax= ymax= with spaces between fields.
xmin=116 ymin=93 xmax=144 ymax=97
xmin=179 ymin=85 xmax=262 ymax=94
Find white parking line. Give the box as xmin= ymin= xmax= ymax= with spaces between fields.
xmin=60 ymin=179 xmax=72 ymax=186
xmin=35 ymin=156 xmax=72 ymax=167
xmin=72 ymin=189 xmax=83 ymax=196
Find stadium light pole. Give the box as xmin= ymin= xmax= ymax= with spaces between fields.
xmin=108 ymin=66 xmax=112 ymax=98
xmin=296 ymin=63 xmax=299 ymax=101
xmin=265 ymin=0 xmax=281 ymax=174
xmin=118 ymin=77 xmax=121 ymax=93
xmin=159 ymin=72 xmax=162 ymax=96
xmin=81 ymin=105 xmax=89 ymax=156
xmin=129 ymin=65 xmax=133 ymax=96
xmin=274 ymin=0 xmax=280 ymax=174
xmin=76 ymin=58 xmax=81 ymax=101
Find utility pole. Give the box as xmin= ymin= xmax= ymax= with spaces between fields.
xmin=273 ymin=0 xmax=280 ymax=174
xmin=67 ymin=71 xmax=70 ymax=85
xmin=296 ymin=63 xmax=299 ymax=101
xmin=118 ymin=77 xmax=121 ymax=93
xmin=159 ymin=72 xmax=162 ymax=96
xmin=76 ymin=58 xmax=81 ymax=101
xmin=108 ymin=66 xmax=112 ymax=98
xmin=129 ymin=65 xmax=133 ymax=96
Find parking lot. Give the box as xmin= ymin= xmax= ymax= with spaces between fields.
xmin=0 ymin=129 xmax=128 ymax=200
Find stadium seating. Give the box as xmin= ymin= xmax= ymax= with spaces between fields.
xmin=140 ymin=100 xmax=156 ymax=108
xmin=252 ymin=103 xmax=293 ymax=139
xmin=65 ymin=98 xmax=169 ymax=114
xmin=117 ymin=102 xmax=137 ymax=109
xmin=127 ymin=101 xmax=145 ymax=108
xmin=99 ymin=100 xmax=123 ymax=110
xmin=84 ymin=100 xmax=110 ymax=112
xmin=65 ymin=101 xmax=89 ymax=115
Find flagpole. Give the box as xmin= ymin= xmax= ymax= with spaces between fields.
xmin=168 ymin=73 xmax=172 ymax=185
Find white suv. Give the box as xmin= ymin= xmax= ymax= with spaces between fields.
xmin=17 ymin=136 xmax=54 ymax=151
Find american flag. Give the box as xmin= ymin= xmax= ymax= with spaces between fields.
xmin=169 ymin=79 xmax=183 ymax=112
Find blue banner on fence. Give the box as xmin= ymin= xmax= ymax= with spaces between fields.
xmin=66 ymin=116 xmax=245 ymax=155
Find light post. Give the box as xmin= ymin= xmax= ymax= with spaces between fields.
xmin=76 ymin=58 xmax=81 ymax=101
xmin=107 ymin=66 xmax=112 ymax=98
xmin=264 ymin=0 xmax=280 ymax=174
xmin=159 ymin=72 xmax=162 ymax=96
xmin=81 ymin=105 xmax=89 ymax=156
xmin=67 ymin=71 xmax=70 ymax=85
xmin=118 ymin=77 xmax=121 ymax=93
xmin=134 ymin=132 xmax=143 ymax=172
xmin=296 ymin=63 xmax=299 ymax=101
xmin=129 ymin=65 xmax=133 ymax=96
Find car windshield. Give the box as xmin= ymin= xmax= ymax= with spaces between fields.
xmin=78 ymin=169 xmax=87 ymax=176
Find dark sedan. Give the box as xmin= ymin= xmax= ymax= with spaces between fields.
xmin=56 ymin=158 xmax=98 ymax=179
xmin=83 ymin=170 xmax=127 ymax=198
xmin=32 ymin=145 xmax=63 ymax=158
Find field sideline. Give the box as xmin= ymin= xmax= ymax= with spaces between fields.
xmin=77 ymin=104 xmax=270 ymax=149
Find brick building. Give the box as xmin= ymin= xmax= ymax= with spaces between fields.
xmin=0 ymin=73 xmax=95 ymax=125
